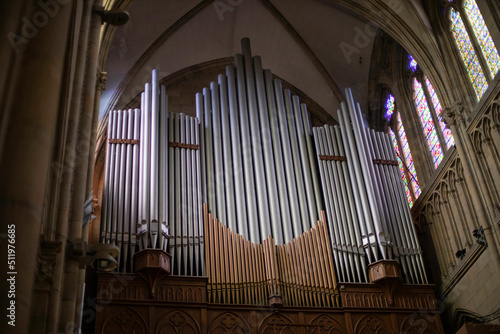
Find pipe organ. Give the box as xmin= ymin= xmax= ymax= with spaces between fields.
xmin=100 ymin=38 xmax=428 ymax=303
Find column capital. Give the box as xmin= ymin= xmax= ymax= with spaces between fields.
xmin=96 ymin=70 xmax=107 ymax=92
xmin=443 ymin=101 xmax=464 ymax=127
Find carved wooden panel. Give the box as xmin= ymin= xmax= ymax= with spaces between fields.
xmin=155 ymin=310 xmax=200 ymax=334
xmin=209 ymin=312 xmax=251 ymax=334
xmin=309 ymin=314 xmax=346 ymax=334
xmin=354 ymin=314 xmax=393 ymax=334
xmin=101 ymin=307 xmax=147 ymax=334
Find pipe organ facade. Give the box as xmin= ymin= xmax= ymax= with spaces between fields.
xmin=96 ymin=39 xmax=444 ymax=333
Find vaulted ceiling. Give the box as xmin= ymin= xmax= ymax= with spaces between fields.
xmin=98 ymin=0 xmax=445 ymax=122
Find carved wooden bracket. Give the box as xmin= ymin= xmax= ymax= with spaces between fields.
xmin=134 ymin=249 xmax=172 ymax=298
xmin=367 ymin=259 xmax=402 ymax=306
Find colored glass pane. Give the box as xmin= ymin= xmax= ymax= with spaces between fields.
xmin=413 ymin=78 xmax=443 ymax=167
xmin=408 ymin=54 xmax=418 ymax=72
xmin=389 ymin=129 xmax=413 ymax=206
xmin=424 ymin=76 xmax=455 ymax=149
xmin=385 ymin=94 xmax=395 ymax=120
xmin=464 ymin=0 xmax=500 ymax=77
xmin=397 ymin=114 xmax=421 ymax=200
xmin=450 ymin=8 xmax=488 ymax=99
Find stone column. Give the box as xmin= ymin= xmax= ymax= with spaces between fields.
xmin=60 ymin=1 xmax=103 ymax=331
xmin=0 ymin=1 xmax=74 ymax=333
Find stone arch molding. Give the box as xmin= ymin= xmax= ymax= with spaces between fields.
xmin=101 ymin=307 xmax=147 ymax=334
xmin=155 ymin=310 xmax=200 ymax=334
xmin=209 ymin=312 xmax=251 ymax=334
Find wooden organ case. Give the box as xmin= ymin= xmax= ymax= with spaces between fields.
xmin=93 ymin=39 xmax=444 ymax=334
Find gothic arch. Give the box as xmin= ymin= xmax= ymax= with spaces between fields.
xmin=354 ymin=314 xmax=393 ymax=334
xmin=155 ymin=310 xmax=200 ymax=334
xmin=101 ymin=307 xmax=147 ymax=334
xmin=309 ymin=314 xmax=346 ymax=334
xmin=209 ymin=312 xmax=251 ymax=334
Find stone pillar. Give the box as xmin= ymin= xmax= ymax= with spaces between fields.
xmin=0 ymin=1 xmax=74 ymax=333
xmin=60 ymin=2 xmax=103 ymax=331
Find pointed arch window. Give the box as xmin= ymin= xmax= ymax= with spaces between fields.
xmin=385 ymin=93 xmax=420 ymax=207
xmin=408 ymin=55 xmax=455 ymax=169
xmin=447 ymin=0 xmax=500 ymax=99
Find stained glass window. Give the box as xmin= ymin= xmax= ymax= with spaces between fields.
xmin=424 ymin=76 xmax=455 ymax=149
xmin=408 ymin=55 xmax=418 ymax=72
xmin=385 ymin=94 xmax=395 ymax=120
xmin=464 ymin=0 xmax=500 ymax=77
xmin=450 ymin=7 xmax=488 ymax=99
xmin=413 ymin=78 xmax=444 ymax=167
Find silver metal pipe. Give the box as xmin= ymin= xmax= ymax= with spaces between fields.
xmin=273 ymin=79 xmax=302 ymax=237
xmin=292 ymin=95 xmax=317 ymax=227
xmin=378 ymin=131 xmax=417 ymax=282
xmin=138 ymin=94 xmax=145 ymax=249
xmin=150 ymin=70 xmax=159 ymax=249
xmin=242 ymin=41 xmax=270 ymax=241
xmin=283 ymin=89 xmax=310 ymax=233
xmin=174 ymin=112 xmax=182 ymax=274
xmin=254 ymin=57 xmax=281 ymax=242
xmin=203 ymin=87 xmax=216 ymax=220
xmin=301 ymin=103 xmax=323 ymax=216
xmin=116 ymin=110 xmax=128 ymax=268
xmin=226 ymin=65 xmax=248 ymax=237
xmin=314 ymin=127 xmax=345 ymax=282
xmin=218 ymin=73 xmax=237 ymax=231
xmin=264 ymin=70 xmax=292 ymax=244
xmin=185 ymin=114 xmax=194 ymax=275
xmin=168 ymin=111 xmax=176 ymax=261
xmin=111 ymin=110 xmax=123 ymax=247
xmin=191 ymin=117 xmax=200 ymax=275
xmin=211 ymin=80 xmax=227 ymax=226
xmin=196 ymin=93 xmax=207 ymax=206
xmin=338 ymin=105 xmax=375 ymax=262
xmin=140 ymin=83 xmax=152 ymax=248
xmin=105 ymin=110 xmax=118 ymax=244
xmin=235 ymin=54 xmax=257 ymax=241
xmin=122 ymin=109 xmax=134 ymax=272
xmin=333 ymin=125 xmax=367 ymax=282
xmin=345 ymin=91 xmax=384 ymax=259
xmin=325 ymin=125 xmax=354 ymax=282
xmin=131 ymin=108 xmax=140 ymax=271
xmin=371 ymin=130 xmax=411 ymax=282
xmin=101 ymin=110 xmax=115 ymax=243
xmin=159 ymin=85 xmax=169 ymax=251
xmin=194 ymin=116 xmax=205 ymax=275
xmin=180 ymin=113 xmax=188 ymax=275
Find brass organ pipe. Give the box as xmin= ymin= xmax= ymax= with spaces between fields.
xmin=264 ymin=70 xmax=293 ymax=243
xmin=211 ymin=81 xmax=227 ymax=226
xmin=320 ymin=212 xmax=337 ymax=290
xmin=226 ymin=65 xmax=248 ymax=237
xmin=323 ymin=125 xmax=353 ymax=282
xmin=219 ymin=73 xmax=237 ymax=231
xmin=242 ymin=39 xmax=271 ymax=243
xmin=338 ymin=105 xmax=374 ymax=261
xmin=311 ymin=224 xmax=329 ymax=306
xmin=122 ymin=109 xmax=134 ymax=271
xmin=235 ymin=54 xmax=257 ymax=241
xmin=331 ymin=125 xmax=364 ymax=282
xmin=292 ymin=95 xmax=317 ymax=227
xmin=209 ymin=213 xmax=216 ymax=302
xmin=214 ymin=218 xmax=221 ymax=302
xmin=102 ymin=110 xmax=116 ymax=243
xmin=131 ymin=109 xmax=140 ymax=269
xmin=298 ymin=232 xmax=314 ymax=305
xmin=273 ymin=79 xmax=302 ymax=237
xmin=203 ymin=205 xmax=211 ymax=297
xmin=239 ymin=234 xmax=248 ymax=304
xmin=254 ymin=57 xmax=282 ymax=243
xmin=304 ymin=230 xmax=321 ymax=305
xmin=284 ymin=89 xmax=310 ymax=233
xmin=150 ymin=70 xmax=160 ymax=247
xmin=111 ymin=110 xmax=123 ymax=247
xmin=334 ymin=126 xmax=368 ymax=282
xmin=301 ymin=104 xmax=323 ymax=216
xmin=185 ymin=115 xmax=193 ymax=275
xmin=233 ymin=230 xmax=241 ymax=304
